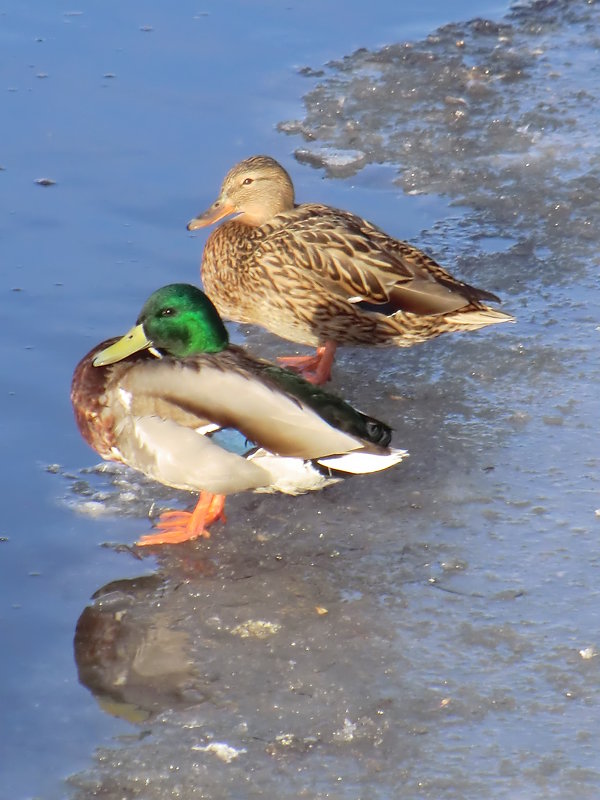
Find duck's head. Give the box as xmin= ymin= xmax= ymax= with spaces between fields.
xmin=93 ymin=284 xmax=229 ymax=366
xmin=187 ymin=155 xmax=295 ymax=230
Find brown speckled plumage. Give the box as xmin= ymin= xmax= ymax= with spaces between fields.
xmin=189 ymin=156 xmax=514 ymax=352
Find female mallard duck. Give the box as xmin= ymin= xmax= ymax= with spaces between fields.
xmin=187 ymin=155 xmax=514 ymax=384
xmin=71 ymin=284 xmax=407 ymax=546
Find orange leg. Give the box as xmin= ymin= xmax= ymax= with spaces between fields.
xmin=136 ymin=492 xmax=226 ymax=546
xmin=277 ymin=341 xmax=337 ymax=385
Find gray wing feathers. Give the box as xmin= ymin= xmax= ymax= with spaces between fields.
xmin=122 ymin=362 xmax=364 ymax=459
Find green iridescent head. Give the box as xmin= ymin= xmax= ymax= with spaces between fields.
xmin=93 ymin=284 xmax=229 ymax=366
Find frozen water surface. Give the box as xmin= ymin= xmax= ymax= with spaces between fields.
xmin=2 ymin=0 xmax=599 ymax=798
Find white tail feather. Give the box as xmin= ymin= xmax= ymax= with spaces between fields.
xmin=249 ymin=450 xmax=340 ymax=495
xmin=444 ymin=308 xmax=515 ymax=328
xmin=317 ymin=447 xmax=408 ymax=475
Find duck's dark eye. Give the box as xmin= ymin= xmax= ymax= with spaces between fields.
xmin=160 ymin=307 xmax=175 ymax=317
xmin=242 ymin=177 xmax=254 ymax=186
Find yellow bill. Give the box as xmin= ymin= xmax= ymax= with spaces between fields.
xmin=93 ymin=324 xmax=151 ymax=367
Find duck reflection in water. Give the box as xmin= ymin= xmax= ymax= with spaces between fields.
xmin=74 ymin=575 xmax=201 ymax=722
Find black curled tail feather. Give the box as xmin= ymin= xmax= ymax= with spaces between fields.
xmin=257 ymin=361 xmax=393 ymax=446
xmin=361 ymin=415 xmax=392 ymax=447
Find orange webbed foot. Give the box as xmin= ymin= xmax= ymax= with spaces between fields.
xmin=136 ymin=492 xmax=226 ymax=547
xmin=277 ymin=342 xmax=337 ymax=385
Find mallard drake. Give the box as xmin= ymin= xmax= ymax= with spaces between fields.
xmin=187 ymin=155 xmax=514 ymax=384
xmin=71 ymin=284 xmax=407 ymax=546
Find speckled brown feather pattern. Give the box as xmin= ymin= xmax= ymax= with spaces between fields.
xmin=198 ymin=169 xmax=513 ymax=350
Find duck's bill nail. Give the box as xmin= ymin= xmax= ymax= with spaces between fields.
xmin=187 ymin=199 xmax=237 ymax=230
xmin=93 ymin=324 xmax=151 ymax=366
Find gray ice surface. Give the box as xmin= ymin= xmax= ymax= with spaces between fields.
xmin=65 ymin=2 xmax=600 ymax=798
